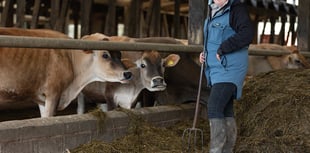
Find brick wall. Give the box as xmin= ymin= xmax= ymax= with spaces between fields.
xmin=0 ymin=104 xmax=197 ymax=153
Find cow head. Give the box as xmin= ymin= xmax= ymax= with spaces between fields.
xmin=134 ymin=51 xmax=180 ymax=91
xmin=80 ymin=33 xmax=132 ymax=83
xmin=285 ymin=51 xmax=310 ymax=69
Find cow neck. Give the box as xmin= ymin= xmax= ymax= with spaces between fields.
xmin=131 ymin=67 xmax=143 ymax=93
xmin=114 ymin=67 xmax=142 ymax=108
xmin=58 ymin=51 xmax=98 ymax=110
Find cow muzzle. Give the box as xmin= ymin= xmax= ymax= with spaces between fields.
xmin=120 ymin=71 xmax=132 ymax=83
xmin=151 ymin=76 xmax=166 ymax=90
xmin=124 ymin=71 xmax=132 ymax=80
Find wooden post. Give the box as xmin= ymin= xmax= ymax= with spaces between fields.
xmin=31 ymin=0 xmax=41 ymax=29
xmin=80 ymin=0 xmax=93 ymax=37
xmin=289 ymin=15 xmax=297 ymax=46
xmin=162 ymin=14 xmax=169 ymax=37
xmin=71 ymin=1 xmax=80 ymax=39
xmin=55 ymin=0 xmax=70 ymax=32
xmin=188 ymin=0 xmax=206 ymax=45
xmin=173 ymin=0 xmax=180 ymax=38
xmin=127 ymin=0 xmax=142 ymax=37
xmin=50 ymin=0 xmax=60 ymax=29
xmin=149 ymin=0 xmax=160 ymax=37
xmin=260 ymin=19 xmax=267 ymax=43
xmin=142 ymin=1 xmax=153 ymax=37
xmin=15 ymin=0 xmax=25 ymax=28
xmin=183 ymin=17 xmax=188 ymax=39
xmin=251 ymin=15 xmax=259 ymax=44
xmin=278 ymin=15 xmax=287 ymax=45
xmin=298 ymin=1 xmax=309 ymax=51
xmin=104 ymin=0 xmax=116 ymax=36
xmin=269 ymin=16 xmax=276 ymax=44
xmin=0 ymin=0 xmax=14 ymax=27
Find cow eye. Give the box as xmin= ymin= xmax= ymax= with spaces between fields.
xmin=140 ymin=63 xmax=146 ymax=68
xmin=102 ymin=53 xmax=110 ymax=59
xmin=295 ymin=60 xmax=301 ymax=64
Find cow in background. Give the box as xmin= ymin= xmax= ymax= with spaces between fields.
xmin=248 ymin=43 xmax=310 ymax=76
xmin=77 ymin=34 xmax=180 ymax=113
xmin=0 ymin=28 xmax=132 ymax=117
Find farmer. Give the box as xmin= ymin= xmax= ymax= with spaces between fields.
xmin=199 ymin=0 xmax=254 ymax=152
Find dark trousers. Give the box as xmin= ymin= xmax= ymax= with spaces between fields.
xmin=207 ymin=82 xmax=237 ymax=119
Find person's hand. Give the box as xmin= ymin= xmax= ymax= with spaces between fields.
xmin=199 ymin=52 xmax=205 ymax=63
xmin=216 ymin=53 xmax=221 ymax=61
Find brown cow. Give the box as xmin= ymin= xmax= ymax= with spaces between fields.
xmin=77 ymin=35 xmax=180 ymax=113
xmin=248 ymin=43 xmax=310 ymax=76
xmin=123 ymin=37 xmax=210 ymax=107
xmin=0 ymin=28 xmax=132 ymax=117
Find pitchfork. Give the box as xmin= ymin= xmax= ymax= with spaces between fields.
xmin=182 ymin=62 xmax=204 ymax=152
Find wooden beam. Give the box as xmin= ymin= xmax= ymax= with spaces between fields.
xmin=142 ymin=0 xmax=174 ymax=9
xmin=55 ymin=0 xmax=70 ymax=32
xmin=269 ymin=16 xmax=276 ymax=44
xmin=71 ymin=1 xmax=80 ymax=39
xmin=104 ymin=0 xmax=117 ymax=35
xmin=15 ymin=0 xmax=26 ymax=28
xmin=173 ymin=0 xmax=180 ymax=38
xmin=50 ymin=0 xmax=60 ymax=29
xmin=0 ymin=0 xmax=14 ymax=27
xmin=127 ymin=0 xmax=142 ymax=37
xmin=149 ymin=0 xmax=161 ymax=37
xmin=31 ymin=0 xmax=41 ymax=29
xmin=289 ymin=15 xmax=297 ymax=46
xmin=188 ymin=0 xmax=206 ymax=45
xmin=94 ymin=0 xmax=131 ymax=6
xmin=298 ymin=0 xmax=310 ymax=52
xmin=81 ymin=0 xmax=93 ymax=37
xmin=162 ymin=14 xmax=169 ymax=37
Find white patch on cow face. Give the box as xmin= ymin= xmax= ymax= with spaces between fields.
xmin=135 ymin=53 xmax=180 ymax=92
xmin=80 ymin=33 xmax=132 ymax=84
xmin=135 ymin=56 xmax=165 ymax=92
xmin=91 ymin=50 xmax=131 ymax=83
xmin=287 ymin=54 xmax=303 ymax=69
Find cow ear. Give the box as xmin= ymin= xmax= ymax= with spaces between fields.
xmin=80 ymin=34 xmax=90 ymax=39
xmin=102 ymin=38 xmax=109 ymax=41
xmin=122 ymin=58 xmax=137 ymax=69
xmin=83 ymin=50 xmax=93 ymax=54
xmin=164 ymin=54 xmax=180 ymax=67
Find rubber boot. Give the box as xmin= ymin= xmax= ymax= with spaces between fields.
xmin=222 ymin=117 xmax=237 ymax=153
xmin=209 ymin=118 xmax=226 ymax=153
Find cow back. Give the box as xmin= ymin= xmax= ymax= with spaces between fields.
xmin=0 ymin=28 xmax=74 ymax=104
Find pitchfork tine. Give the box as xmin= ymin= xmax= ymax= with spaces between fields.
xmin=182 ymin=62 xmax=205 ymax=152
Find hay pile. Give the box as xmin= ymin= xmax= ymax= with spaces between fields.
xmin=235 ymin=69 xmax=310 ymax=152
xmin=70 ymin=69 xmax=310 ymax=153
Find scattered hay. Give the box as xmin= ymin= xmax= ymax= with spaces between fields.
xmin=71 ymin=107 xmax=209 ymax=153
xmin=89 ymin=108 xmax=107 ymax=133
xmin=71 ymin=69 xmax=310 ymax=153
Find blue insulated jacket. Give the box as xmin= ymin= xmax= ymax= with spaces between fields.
xmin=203 ymin=0 xmax=254 ymax=99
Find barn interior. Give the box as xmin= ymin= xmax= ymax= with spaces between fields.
xmin=0 ymin=0 xmax=301 ymax=45
xmin=0 ymin=0 xmax=309 ymax=153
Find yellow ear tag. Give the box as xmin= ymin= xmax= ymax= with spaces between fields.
xmin=167 ymin=60 xmax=174 ymax=66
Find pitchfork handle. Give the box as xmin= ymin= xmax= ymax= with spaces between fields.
xmin=192 ymin=62 xmax=204 ymax=128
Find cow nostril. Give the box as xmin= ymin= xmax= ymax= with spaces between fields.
xmin=123 ymin=71 xmax=132 ymax=80
xmin=152 ymin=78 xmax=165 ymax=86
xmin=153 ymin=78 xmax=164 ymax=84
xmin=151 ymin=77 xmax=166 ymax=89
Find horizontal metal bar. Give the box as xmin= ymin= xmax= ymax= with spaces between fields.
xmin=249 ymin=48 xmax=310 ymax=57
xmin=0 ymin=35 xmax=309 ymax=57
xmin=0 ymin=35 xmax=202 ymax=53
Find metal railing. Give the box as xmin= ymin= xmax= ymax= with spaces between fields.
xmin=0 ymin=35 xmax=309 ymax=57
